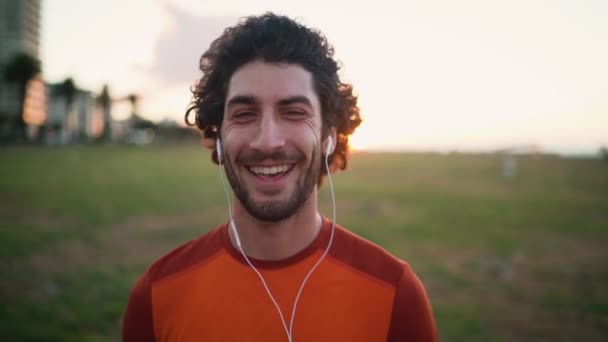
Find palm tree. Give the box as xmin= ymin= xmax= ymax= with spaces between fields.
xmin=127 ymin=93 xmax=140 ymax=138
xmin=98 ymin=85 xmax=112 ymax=142
xmin=2 ymin=52 xmax=41 ymax=141
xmin=127 ymin=93 xmax=139 ymax=117
xmin=53 ymin=78 xmax=76 ymax=141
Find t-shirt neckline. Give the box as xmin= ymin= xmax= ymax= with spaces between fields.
xmin=221 ymin=216 xmax=332 ymax=269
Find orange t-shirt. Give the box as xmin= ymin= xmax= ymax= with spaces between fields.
xmin=123 ymin=218 xmax=438 ymax=341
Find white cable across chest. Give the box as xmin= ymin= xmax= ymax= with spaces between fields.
xmin=216 ymin=138 xmax=336 ymax=342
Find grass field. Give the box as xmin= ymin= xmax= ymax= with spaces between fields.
xmin=1 ymin=145 xmax=607 ymax=341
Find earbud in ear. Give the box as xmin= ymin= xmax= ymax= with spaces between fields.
xmin=216 ymin=138 xmax=222 ymax=163
xmin=325 ymin=136 xmax=333 ymax=156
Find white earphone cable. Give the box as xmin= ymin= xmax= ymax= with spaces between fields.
xmin=288 ymin=146 xmax=336 ymax=337
xmin=218 ymin=155 xmax=292 ymax=339
xmin=216 ymin=139 xmax=336 ymax=342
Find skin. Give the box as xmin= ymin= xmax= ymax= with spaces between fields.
xmin=219 ymin=60 xmax=335 ymax=260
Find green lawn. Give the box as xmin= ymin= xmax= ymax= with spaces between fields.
xmin=1 ymin=145 xmax=607 ymax=341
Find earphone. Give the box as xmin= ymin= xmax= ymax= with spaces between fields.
xmin=325 ymin=136 xmax=333 ymax=156
xmin=216 ymin=138 xmax=223 ymax=163
xmin=215 ymin=135 xmax=337 ymax=342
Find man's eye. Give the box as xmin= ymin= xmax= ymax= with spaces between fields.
xmin=283 ymin=111 xmax=309 ymax=119
xmin=232 ymin=111 xmax=256 ymax=122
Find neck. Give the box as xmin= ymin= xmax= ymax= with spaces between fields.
xmin=228 ymin=190 xmax=323 ymax=261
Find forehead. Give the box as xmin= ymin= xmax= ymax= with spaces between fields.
xmin=226 ymin=60 xmax=319 ymax=105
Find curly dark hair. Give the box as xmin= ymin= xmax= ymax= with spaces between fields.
xmin=185 ymin=12 xmax=362 ymax=182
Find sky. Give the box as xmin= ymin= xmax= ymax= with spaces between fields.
xmin=41 ymin=0 xmax=608 ymax=154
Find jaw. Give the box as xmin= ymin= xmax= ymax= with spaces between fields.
xmin=233 ymin=184 xmax=319 ymax=226
xmin=224 ymin=146 xmax=322 ymax=222
xmin=233 ymin=161 xmax=320 ymax=223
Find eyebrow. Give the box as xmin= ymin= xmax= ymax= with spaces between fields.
xmin=226 ymin=95 xmax=313 ymax=108
xmin=277 ymin=96 xmax=312 ymax=107
xmin=226 ymin=95 xmax=256 ymax=108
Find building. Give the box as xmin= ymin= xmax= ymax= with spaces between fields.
xmin=0 ymin=0 xmax=43 ymax=140
xmin=0 ymin=0 xmax=40 ymax=61
xmin=44 ymin=83 xmax=104 ymax=144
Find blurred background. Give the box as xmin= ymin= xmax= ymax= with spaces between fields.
xmin=0 ymin=0 xmax=607 ymax=341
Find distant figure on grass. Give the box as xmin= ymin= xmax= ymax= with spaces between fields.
xmin=123 ymin=13 xmax=438 ymax=342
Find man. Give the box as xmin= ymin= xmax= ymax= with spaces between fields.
xmin=123 ymin=13 xmax=438 ymax=341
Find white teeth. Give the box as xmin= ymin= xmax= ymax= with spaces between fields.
xmin=249 ymin=164 xmax=291 ymax=176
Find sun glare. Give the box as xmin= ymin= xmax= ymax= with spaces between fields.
xmin=348 ymin=129 xmax=369 ymax=151
xmin=348 ymin=119 xmax=385 ymax=151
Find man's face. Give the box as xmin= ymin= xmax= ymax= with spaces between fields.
xmin=221 ymin=60 xmax=323 ymax=222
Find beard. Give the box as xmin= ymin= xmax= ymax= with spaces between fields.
xmin=223 ymin=146 xmax=321 ymax=222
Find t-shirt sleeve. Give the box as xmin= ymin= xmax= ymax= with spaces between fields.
xmin=387 ymin=263 xmax=439 ymax=342
xmin=123 ymin=270 xmax=156 ymax=342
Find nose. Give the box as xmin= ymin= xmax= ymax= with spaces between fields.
xmin=249 ymin=113 xmax=285 ymax=153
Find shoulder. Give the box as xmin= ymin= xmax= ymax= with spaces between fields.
xmin=328 ymin=224 xmax=408 ymax=286
xmin=329 ymin=226 xmax=438 ymax=340
xmin=123 ymin=224 xmax=229 ymax=342
xmin=124 ymin=225 xmax=225 ymax=341
xmin=388 ymin=260 xmax=439 ymax=341
xmin=145 ymin=223 xmax=226 ymax=284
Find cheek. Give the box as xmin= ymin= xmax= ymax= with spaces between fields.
xmin=299 ymin=115 xmax=322 ymax=140
xmin=221 ymin=121 xmax=253 ymax=146
xmin=221 ymin=131 xmax=245 ymax=161
xmin=220 ymin=121 xmax=239 ymax=140
xmin=291 ymin=121 xmax=321 ymax=150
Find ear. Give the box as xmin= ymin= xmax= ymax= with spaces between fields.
xmin=323 ymin=127 xmax=337 ymax=156
xmin=201 ymin=125 xmax=220 ymax=151
xmin=202 ymin=137 xmax=216 ymax=150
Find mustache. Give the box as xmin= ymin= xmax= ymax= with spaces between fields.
xmin=236 ymin=149 xmax=303 ymax=164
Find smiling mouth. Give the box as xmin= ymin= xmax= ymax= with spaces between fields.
xmin=246 ymin=164 xmax=295 ymax=179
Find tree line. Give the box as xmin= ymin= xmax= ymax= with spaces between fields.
xmin=2 ymin=52 xmax=132 ymax=143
